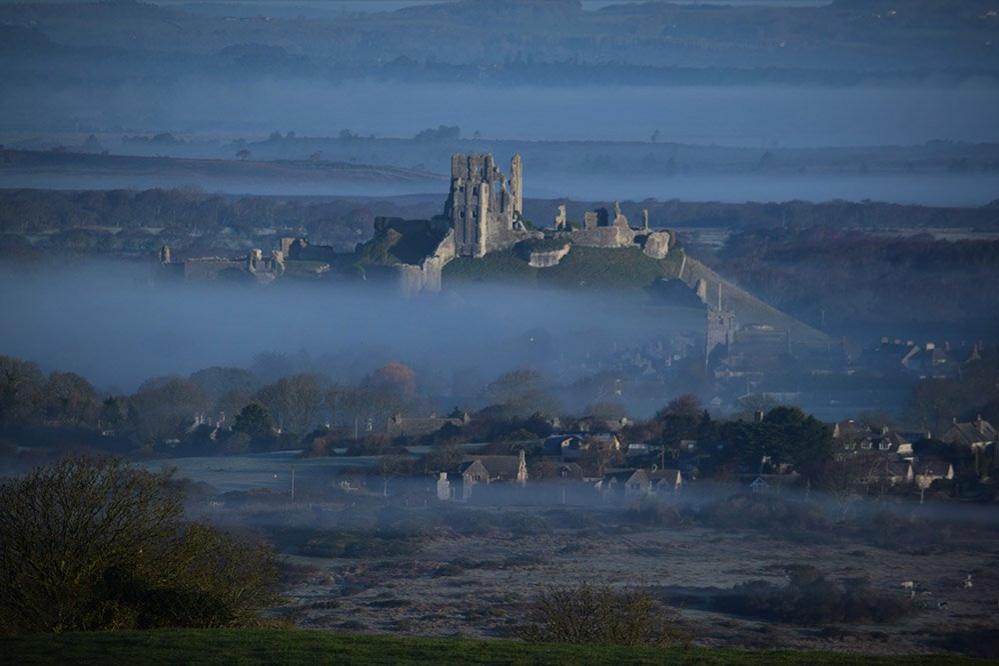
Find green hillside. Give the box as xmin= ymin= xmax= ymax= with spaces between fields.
xmin=443 ymin=245 xmax=685 ymax=291
xmin=0 ymin=629 xmax=975 ymax=666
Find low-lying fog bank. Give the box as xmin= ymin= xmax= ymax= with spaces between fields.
xmin=0 ymin=260 xmax=701 ymax=392
xmin=5 ymin=170 xmax=997 ymax=207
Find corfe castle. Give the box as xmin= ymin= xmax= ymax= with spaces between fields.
xmin=159 ymin=153 xmax=832 ymax=364
xmin=161 ymin=153 xmax=673 ymax=295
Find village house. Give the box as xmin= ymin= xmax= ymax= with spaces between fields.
xmin=939 ymin=416 xmax=996 ymax=480
xmin=743 ymin=471 xmax=801 ymax=494
xmin=870 ymin=428 xmax=914 ymax=455
xmin=648 ymin=468 xmax=683 ymax=494
xmin=386 ymin=410 xmax=470 ymax=438
xmin=541 ymin=434 xmax=585 ymax=459
xmin=533 ymin=459 xmax=586 ymax=481
xmin=941 ymin=416 xmax=997 ymax=450
xmin=437 ymin=450 xmax=528 ymax=501
xmin=833 ymin=420 xmax=916 ymax=457
xmin=860 ymin=338 xmax=983 ymax=379
xmin=597 ymin=468 xmax=650 ymax=499
xmin=900 ymin=341 xmax=953 ymax=377
xmin=912 ymin=458 xmax=955 ymax=490
xmin=541 ymin=432 xmax=622 ymax=462
xmin=879 ymin=459 xmax=914 ymax=486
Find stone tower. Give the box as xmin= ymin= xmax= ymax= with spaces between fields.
xmin=445 ymin=153 xmax=529 ymax=258
xmin=510 ymin=153 xmax=523 ymax=218
xmin=554 ymin=203 xmax=567 ymax=230
xmin=705 ymin=284 xmax=736 ymax=364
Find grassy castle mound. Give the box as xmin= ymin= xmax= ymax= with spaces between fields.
xmin=444 ymin=245 xmax=685 ymax=291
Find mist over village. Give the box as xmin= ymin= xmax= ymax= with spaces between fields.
xmin=1 ymin=1 xmax=998 ymax=664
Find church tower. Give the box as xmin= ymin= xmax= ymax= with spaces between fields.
xmin=705 ymin=284 xmax=736 ymax=364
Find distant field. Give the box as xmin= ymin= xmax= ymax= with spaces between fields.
xmin=0 ymin=149 xmax=446 ymax=197
xmin=0 ymin=629 xmax=978 ymax=665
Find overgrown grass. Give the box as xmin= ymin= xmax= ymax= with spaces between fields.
xmin=0 ymin=629 xmax=978 ymax=665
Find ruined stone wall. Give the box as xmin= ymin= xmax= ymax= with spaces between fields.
xmin=395 ymin=227 xmax=456 ymax=296
xmin=640 ymin=231 xmax=670 ymax=259
xmin=420 ymin=227 xmax=456 ymax=292
xmin=281 ymin=237 xmax=338 ymax=263
xmin=183 ymin=257 xmax=244 ymax=280
xmin=527 ymin=242 xmax=571 ymax=268
xmin=680 ymin=255 xmax=831 ymax=347
xmin=562 ymin=226 xmax=636 ymax=248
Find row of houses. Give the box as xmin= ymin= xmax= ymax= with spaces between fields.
xmin=834 ymin=416 xmax=997 ymax=491
xmin=859 ymin=338 xmax=984 ymax=379
xmin=432 ymin=446 xmax=682 ymax=502
xmin=432 ymin=416 xmax=995 ymax=503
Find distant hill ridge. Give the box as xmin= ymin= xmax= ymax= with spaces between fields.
xmin=0 ymin=149 xmax=446 ymax=190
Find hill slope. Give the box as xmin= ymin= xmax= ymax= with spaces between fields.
xmin=677 ymin=255 xmax=831 ymax=346
xmin=444 ymin=244 xmax=831 ymax=345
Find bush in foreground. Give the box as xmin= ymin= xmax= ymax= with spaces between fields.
xmin=518 ymin=584 xmax=689 ymax=648
xmin=0 ymin=457 xmax=280 ymax=634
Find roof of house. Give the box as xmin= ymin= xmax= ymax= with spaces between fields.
xmin=647 ymin=468 xmax=682 ymax=484
xmin=870 ymin=430 xmax=910 ymax=451
xmin=882 ymin=460 xmax=912 ymax=478
xmin=586 ymin=433 xmax=622 ymax=447
xmin=601 ymin=468 xmax=647 ymax=485
xmin=914 ymin=458 xmax=952 ymax=477
xmin=833 ymin=419 xmax=869 ymax=441
xmin=942 ymin=417 xmax=997 ymax=446
xmin=542 ymin=434 xmax=584 ymax=455
xmin=459 ymin=455 xmax=522 ymax=479
xmin=552 ymin=462 xmax=584 ymax=479
xmin=646 ymin=467 xmax=680 ymax=481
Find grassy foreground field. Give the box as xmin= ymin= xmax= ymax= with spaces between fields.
xmin=0 ymin=629 xmax=977 ymax=665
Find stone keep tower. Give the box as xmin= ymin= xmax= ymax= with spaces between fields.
xmin=446 ymin=153 xmax=526 ymax=257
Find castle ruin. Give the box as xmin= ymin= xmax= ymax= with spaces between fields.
xmin=172 ymin=153 xmax=675 ymax=294
xmin=548 ymin=200 xmax=671 ymax=260
xmin=445 ymin=153 xmax=538 ymax=257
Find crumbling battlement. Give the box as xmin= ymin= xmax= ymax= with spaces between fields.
xmin=163 ymin=245 xmax=284 ymax=283
xmin=549 ymin=202 xmax=671 ymax=259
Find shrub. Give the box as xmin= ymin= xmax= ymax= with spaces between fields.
xmin=699 ymin=493 xmax=827 ymax=532
xmin=0 ymin=457 xmax=280 ymax=634
xmin=861 ymin=510 xmax=951 ymax=553
xmin=715 ymin=567 xmax=912 ymax=625
xmin=498 ymin=511 xmax=550 ymax=536
xmin=626 ymin=498 xmax=686 ymax=527
xmin=933 ymin=626 xmax=999 ymax=659
xmin=518 ymin=584 xmax=689 ymax=647
xmin=298 ymin=530 xmax=419 ymax=558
